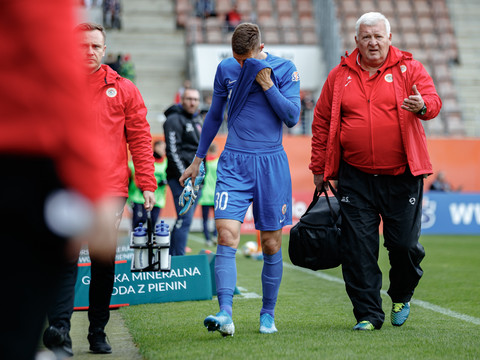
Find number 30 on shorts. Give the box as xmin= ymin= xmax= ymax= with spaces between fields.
xmin=215 ymin=191 xmax=228 ymax=211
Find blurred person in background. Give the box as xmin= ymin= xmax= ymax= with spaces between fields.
xmin=198 ymin=143 xmax=219 ymax=247
xmin=0 ymin=1 xmax=115 ymax=359
xmin=129 ymin=140 xmax=168 ymax=228
xmin=225 ymin=4 xmax=242 ymax=31
xmin=42 ymin=22 xmax=156 ymax=357
xmin=429 ymin=171 xmax=452 ymax=192
xmin=164 ymin=88 xmax=203 ymax=255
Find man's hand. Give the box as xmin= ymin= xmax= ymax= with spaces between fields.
xmin=179 ymin=156 xmax=203 ymax=186
xmin=256 ymin=68 xmax=274 ymax=91
xmin=314 ymin=174 xmax=326 ymax=193
xmin=401 ymin=85 xmax=425 ymax=113
xmin=178 ymin=157 xmax=205 ymax=216
xmin=142 ymin=190 xmax=155 ymax=211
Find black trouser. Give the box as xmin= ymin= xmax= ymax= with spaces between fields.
xmin=47 ymin=197 xmax=126 ymax=333
xmin=0 ymin=156 xmax=68 ymax=360
xmin=338 ymin=161 xmax=425 ymax=329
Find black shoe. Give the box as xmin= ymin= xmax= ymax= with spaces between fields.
xmin=43 ymin=325 xmax=74 ymax=358
xmin=87 ymin=328 xmax=112 ymax=354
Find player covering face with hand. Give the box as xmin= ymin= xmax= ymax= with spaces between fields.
xmin=180 ymin=23 xmax=300 ymax=336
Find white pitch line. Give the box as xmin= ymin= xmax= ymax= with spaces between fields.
xmin=190 ymin=234 xmax=480 ymax=325
xmin=283 ymin=262 xmax=480 ymax=326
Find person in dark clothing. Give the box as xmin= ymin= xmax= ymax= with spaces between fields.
xmin=164 ymin=88 xmax=203 ymax=255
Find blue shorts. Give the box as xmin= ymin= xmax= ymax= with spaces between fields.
xmin=214 ymin=146 xmax=292 ymax=231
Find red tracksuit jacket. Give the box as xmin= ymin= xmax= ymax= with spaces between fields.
xmin=310 ymin=46 xmax=442 ymax=180
xmin=88 ymin=64 xmax=157 ymax=197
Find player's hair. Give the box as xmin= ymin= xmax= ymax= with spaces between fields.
xmin=75 ymin=22 xmax=107 ymax=43
xmin=231 ymin=23 xmax=261 ymax=55
xmin=355 ymin=12 xmax=391 ymax=37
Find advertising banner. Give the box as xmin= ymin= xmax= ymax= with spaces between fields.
xmin=421 ymin=192 xmax=480 ymax=235
xmin=74 ymin=254 xmax=213 ymax=309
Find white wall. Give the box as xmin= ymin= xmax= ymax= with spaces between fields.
xmin=192 ymin=44 xmax=324 ymax=92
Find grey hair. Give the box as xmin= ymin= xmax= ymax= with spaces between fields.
xmin=355 ymin=12 xmax=391 ymax=37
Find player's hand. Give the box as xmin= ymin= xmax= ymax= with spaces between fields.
xmin=142 ymin=190 xmax=155 ymax=211
xmin=179 ymin=161 xmax=205 ymax=216
xmin=180 ymin=156 xmax=203 ymax=186
xmin=256 ymin=68 xmax=274 ymax=91
xmin=314 ymin=174 xmax=326 ymax=193
xmin=401 ymin=85 xmax=424 ymax=113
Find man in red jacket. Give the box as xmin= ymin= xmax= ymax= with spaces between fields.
xmin=310 ymin=12 xmax=441 ymax=331
xmin=42 ymin=23 xmax=157 ymax=356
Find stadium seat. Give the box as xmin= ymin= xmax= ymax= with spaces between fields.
xmin=338 ymin=0 xmax=358 ymax=17
xmin=413 ymin=0 xmax=432 ymax=17
xmin=258 ymin=16 xmax=277 ymax=30
xmin=257 ymin=0 xmax=274 ymax=17
xmin=359 ymin=0 xmax=376 ymax=13
xmin=377 ymin=0 xmax=395 ymax=17
xmin=395 ymin=0 xmax=413 ymax=17
xmin=299 ymin=16 xmax=316 ymax=31
xmin=277 ymin=0 xmax=293 ymax=17
xmin=206 ymin=29 xmax=223 ymax=43
xmin=297 ymin=0 xmax=313 ymax=18
xmin=283 ymin=29 xmax=299 ymax=44
xmin=301 ymin=30 xmax=317 ymax=44
xmin=263 ymin=28 xmax=281 ymax=44
xmin=216 ymin=0 xmax=233 ymax=16
xmin=237 ymin=0 xmax=253 ymax=18
xmin=279 ymin=16 xmax=297 ymax=31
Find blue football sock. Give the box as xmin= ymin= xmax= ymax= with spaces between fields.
xmin=260 ymin=248 xmax=283 ymax=318
xmin=215 ymin=244 xmax=237 ymax=317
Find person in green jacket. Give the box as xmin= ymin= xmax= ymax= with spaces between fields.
xmin=129 ymin=140 xmax=167 ymax=228
xmin=198 ymin=143 xmax=218 ymax=246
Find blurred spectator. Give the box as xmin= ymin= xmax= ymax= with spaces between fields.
xmin=174 ymin=79 xmax=192 ymax=104
xmin=164 ymin=88 xmax=203 ymax=255
xmin=105 ymin=52 xmax=121 ymax=72
xmin=200 ymin=92 xmax=213 ymax=120
xmin=198 ymin=143 xmax=219 ymax=246
xmin=103 ymin=0 xmax=122 ymax=30
xmin=225 ymin=4 xmax=242 ymax=31
xmin=195 ymin=0 xmax=216 ymax=18
xmin=129 ymin=140 xmax=168 ymax=228
xmin=119 ymin=53 xmax=136 ymax=82
xmin=429 ymin=171 xmax=452 ymax=192
xmin=300 ymin=90 xmax=315 ymax=134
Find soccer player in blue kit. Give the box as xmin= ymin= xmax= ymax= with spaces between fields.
xmin=180 ymin=23 xmax=300 ymax=336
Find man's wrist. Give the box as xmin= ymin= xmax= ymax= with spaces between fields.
xmin=417 ymin=104 xmax=427 ymax=115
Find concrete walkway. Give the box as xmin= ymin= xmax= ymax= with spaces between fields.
xmin=37 ymin=310 xmax=142 ymax=360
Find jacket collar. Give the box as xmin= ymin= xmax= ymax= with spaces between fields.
xmin=101 ymin=64 xmax=121 ymax=85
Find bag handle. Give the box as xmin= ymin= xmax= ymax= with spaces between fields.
xmin=305 ymin=181 xmax=340 ymax=220
xmin=324 ymin=181 xmax=340 ymax=221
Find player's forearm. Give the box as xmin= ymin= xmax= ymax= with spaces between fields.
xmin=196 ymin=95 xmax=226 ymax=158
xmin=264 ymin=86 xmax=300 ymax=127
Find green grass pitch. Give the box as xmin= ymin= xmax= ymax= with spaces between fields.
xmin=120 ymin=234 xmax=480 ymax=360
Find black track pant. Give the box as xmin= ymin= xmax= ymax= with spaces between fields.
xmin=47 ymin=197 xmax=126 ymax=333
xmin=0 ymin=157 xmax=68 ymax=360
xmin=338 ymin=161 xmax=425 ymax=329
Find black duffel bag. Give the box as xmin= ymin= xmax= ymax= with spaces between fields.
xmin=288 ymin=182 xmax=342 ymax=270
